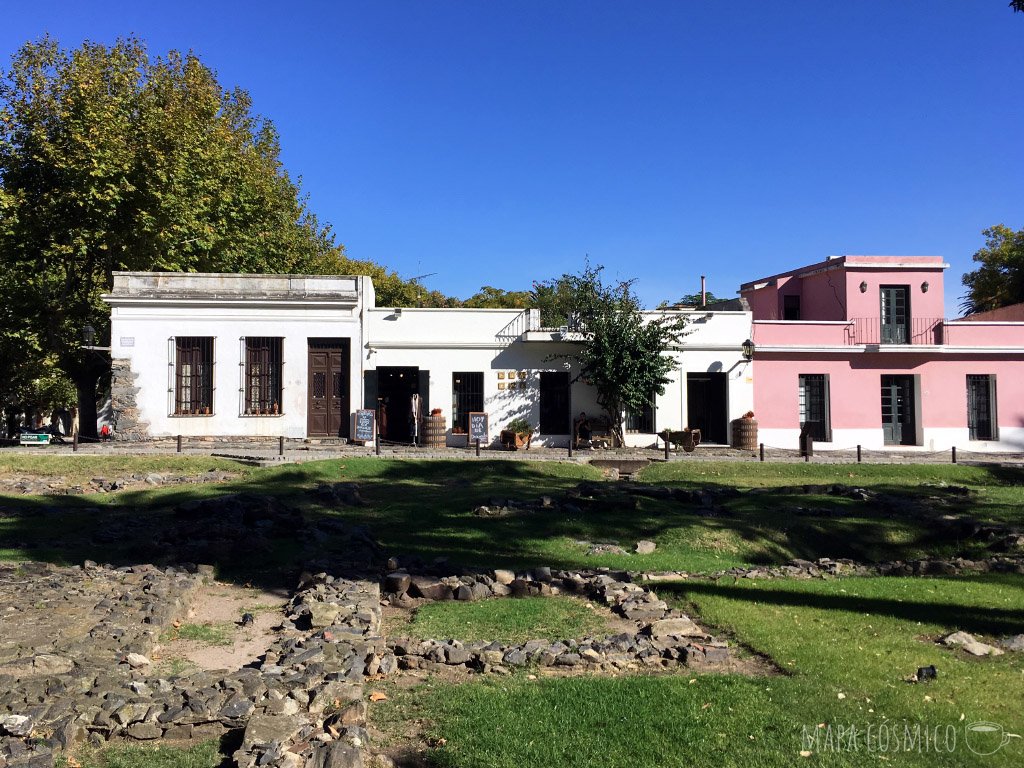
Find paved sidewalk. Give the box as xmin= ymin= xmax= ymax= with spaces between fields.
xmin=4 ymin=438 xmax=1022 ymax=466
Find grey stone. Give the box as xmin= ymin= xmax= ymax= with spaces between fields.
xmin=124 ymin=653 xmax=151 ymax=668
xmin=634 ymin=540 xmax=657 ymax=555
xmin=126 ymin=722 xmax=163 ymax=740
xmin=219 ymin=699 xmax=255 ymax=720
xmin=309 ymin=742 xmax=363 ymax=768
xmin=0 ymin=714 xmax=34 ymax=737
xmin=408 ymin=576 xmax=451 ymax=601
xmin=942 ymin=631 xmax=1004 ymax=656
xmin=32 ymin=654 xmax=75 ymax=675
xmin=240 ymin=713 xmax=307 ymax=753
xmin=492 ymin=569 xmax=515 ymax=585
xmin=383 ymin=572 xmax=411 ymax=594
xmin=647 ymin=617 xmax=704 ymax=638
xmin=1000 ymin=634 xmax=1024 ymax=652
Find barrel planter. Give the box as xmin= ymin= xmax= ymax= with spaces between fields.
xmin=730 ymin=417 xmax=758 ymax=450
xmin=423 ymin=414 xmax=447 ymax=448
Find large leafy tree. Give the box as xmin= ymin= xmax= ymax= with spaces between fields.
xmin=540 ymin=265 xmax=687 ymax=446
xmin=0 ymin=37 xmax=346 ymax=437
xmin=959 ymin=225 xmax=1024 ymax=315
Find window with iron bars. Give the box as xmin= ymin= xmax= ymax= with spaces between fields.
xmin=175 ymin=337 xmax=214 ymax=415
xmin=798 ymin=373 xmax=832 ymax=442
xmin=245 ymin=337 xmax=284 ymax=414
xmin=625 ymin=394 xmax=655 ymax=433
xmin=452 ymin=372 xmax=484 ymax=433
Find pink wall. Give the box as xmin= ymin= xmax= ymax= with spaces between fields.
xmin=944 ymin=322 xmax=1024 ymax=346
xmin=752 ymin=321 xmax=850 ymax=346
xmin=753 ymin=353 xmax=1024 ymax=432
xmin=961 ymin=303 xmax=1024 ymax=322
xmin=741 ymin=256 xmax=947 ymax=323
xmin=843 ymin=267 xmax=946 ymax=322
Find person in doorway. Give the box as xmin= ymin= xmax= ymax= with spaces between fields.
xmin=409 ymin=393 xmax=422 ymax=446
xmin=574 ymin=411 xmax=592 ymax=447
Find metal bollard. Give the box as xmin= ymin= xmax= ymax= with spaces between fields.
xmin=73 ymin=431 xmax=79 ymax=452
xmin=952 ymin=446 xmax=957 ymax=464
xmin=476 ymin=438 xmax=481 ymax=457
xmin=375 ymin=431 xmax=381 ymax=456
xmin=177 ymin=434 xmax=182 ymax=453
xmin=857 ymin=444 xmax=862 ymax=463
xmin=279 ymin=436 xmax=284 ymax=456
xmin=759 ymin=443 xmax=764 ymax=462
xmin=664 ymin=436 xmax=670 ymax=461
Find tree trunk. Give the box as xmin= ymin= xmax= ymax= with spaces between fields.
xmin=74 ymin=373 xmax=100 ymax=440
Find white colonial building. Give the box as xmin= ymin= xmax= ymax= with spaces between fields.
xmin=104 ymin=272 xmax=754 ymax=447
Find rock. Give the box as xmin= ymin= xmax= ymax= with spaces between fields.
xmin=219 ymin=698 xmax=255 ymax=720
xmin=309 ymin=602 xmax=345 ymax=628
xmin=0 ymin=714 xmax=33 ymax=737
xmin=443 ymin=646 xmax=472 ymax=665
xmin=647 ymin=617 xmax=704 ymax=638
xmin=492 ymin=569 xmax=515 ymax=585
xmin=532 ymin=567 xmax=552 ymax=583
xmin=124 ymin=653 xmax=151 ymax=668
xmin=309 ymin=742 xmax=364 ymax=768
xmin=1000 ymin=634 xmax=1024 ymax=652
xmin=309 ymin=682 xmax=362 ymax=715
xmin=942 ymin=631 xmax=1004 ymax=656
xmin=32 ymin=654 xmax=75 ymax=675
xmin=383 ymin=572 xmax=411 ymax=595
xmin=454 ymin=585 xmax=476 ymax=601
xmin=408 ymin=576 xmax=451 ymax=601
xmin=126 ymin=722 xmax=163 ymax=740
xmin=239 ymin=713 xmax=307 ymax=754
xmin=634 ymin=540 xmax=657 ymax=555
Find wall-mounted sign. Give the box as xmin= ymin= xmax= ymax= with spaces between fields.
xmin=120 ymin=337 xmax=135 ymax=347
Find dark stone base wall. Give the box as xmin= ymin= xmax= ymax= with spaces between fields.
xmin=110 ymin=359 xmax=150 ymax=441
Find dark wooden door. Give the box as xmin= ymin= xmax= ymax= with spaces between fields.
xmin=307 ymin=340 xmax=350 ymax=437
xmin=539 ymin=372 xmax=570 ymax=434
xmin=880 ymin=374 xmax=914 ymax=445
xmin=687 ymin=372 xmax=728 ymax=444
xmin=966 ymin=375 xmax=996 ymax=441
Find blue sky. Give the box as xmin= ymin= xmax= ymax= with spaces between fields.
xmin=3 ymin=1 xmax=1022 ymax=314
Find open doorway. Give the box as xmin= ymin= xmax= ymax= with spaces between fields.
xmin=373 ymin=366 xmax=429 ymax=443
xmin=686 ymin=372 xmax=728 ymax=444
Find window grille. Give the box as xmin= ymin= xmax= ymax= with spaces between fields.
xmin=798 ymin=374 xmax=831 ymax=441
xmin=452 ymin=372 xmax=484 ymax=433
xmin=245 ymin=337 xmax=284 ymax=414
xmin=966 ymin=375 xmax=997 ymax=441
xmin=625 ymin=394 xmax=655 ymax=433
xmin=175 ymin=337 xmax=214 ymax=415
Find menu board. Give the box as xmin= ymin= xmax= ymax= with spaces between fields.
xmin=468 ymin=412 xmax=488 ymax=443
xmin=354 ymin=409 xmax=375 ymax=442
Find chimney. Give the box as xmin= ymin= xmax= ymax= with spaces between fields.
xmin=701 ymin=275 xmax=706 ymax=308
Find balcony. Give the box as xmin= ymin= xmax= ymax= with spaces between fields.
xmin=846 ymin=317 xmax=944 ymax=346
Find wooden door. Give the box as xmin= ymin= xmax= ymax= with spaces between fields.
xmin=539 ymin=372 xmax=570 ymax=434
xmin=307 ymin=340 xmax=350 ymax=437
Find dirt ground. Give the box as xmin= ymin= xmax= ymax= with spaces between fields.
xmin=154 ymin=581 xmax=289 ymax=673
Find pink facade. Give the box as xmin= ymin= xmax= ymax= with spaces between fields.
xmin=741 ymin=256 xmax=1024 ymax=451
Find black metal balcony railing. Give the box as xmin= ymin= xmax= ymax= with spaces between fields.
xmin=846 ymin=317 xmax=944 ymax=346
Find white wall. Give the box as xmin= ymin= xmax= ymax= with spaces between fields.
xmin=110 ymin=304 xmax=363 ymax=438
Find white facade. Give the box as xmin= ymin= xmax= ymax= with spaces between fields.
xmin=105 ymin=272 xmax=754 ymax=446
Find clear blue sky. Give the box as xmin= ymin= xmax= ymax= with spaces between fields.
xmin=4 ymin=1 xmax=1022 ymax=315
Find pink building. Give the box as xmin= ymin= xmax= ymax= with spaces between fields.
xmin=741 ymin=256 xmax=1024 ymax=452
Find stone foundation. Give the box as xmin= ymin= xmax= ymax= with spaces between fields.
xmin=109 ymin=359 xmax=150 ymax=441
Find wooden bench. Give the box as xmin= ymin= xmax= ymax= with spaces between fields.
xmin=576 ymin=415 xmax=613 ymax=449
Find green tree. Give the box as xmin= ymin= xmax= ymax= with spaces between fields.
xmin=960 ymin=225 xmax=1024 ymax=315
xmin=540 ymin=265 xmax=687 ymax=446
xmin=0 ymin=37 xmax=344 ymax=437
xmin=462 ymin=285 xmax=533 ymax=309
xmin=658 ymin=291 xmax=722 ymax=308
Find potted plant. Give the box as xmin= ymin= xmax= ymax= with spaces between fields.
xmin=500 ymin=417 xmax=534 ymax=450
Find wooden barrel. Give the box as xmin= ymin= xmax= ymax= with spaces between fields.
xmin=731 ymin=418 xmax=758 ymax=450
xmin=423 ymin=414 xmax=447 ymax=448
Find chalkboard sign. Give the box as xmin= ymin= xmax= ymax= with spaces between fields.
xmin=354 ymin=409 xmax=375 ymax=442
xmin=468 ymin=412 xmax=488 ymax=443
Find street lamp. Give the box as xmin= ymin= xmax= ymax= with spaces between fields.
xmin=83 ymin=325 xmax=96 ymax=346
xmin=741 ymin=339 xmax=755 ymax=361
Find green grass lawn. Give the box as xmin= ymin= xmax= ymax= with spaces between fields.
xmin=391 ymin=596 xmax=613 ymax=644
xmin=372 ymin=574 xmax=1024 ymax=768
xmin=2 ymin=458 xmax=1022 ymax=579
xmin=3 ymin=457 xmax=1020 ymax=767
xmin=0 ymin=454 xmax=249 ymax=484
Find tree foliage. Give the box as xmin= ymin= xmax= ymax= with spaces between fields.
xmin=658 ymin=291 xmax=722 ymax=308
xmin=540 ymin=265 xmax=687 ymax=445
xmin=0 ymin=37 xmax=449 ymax=435
xmin=959 ymin=225 xmax=1024 ymax=315
xmin=462 ymin=285 xmax=533 ymax=309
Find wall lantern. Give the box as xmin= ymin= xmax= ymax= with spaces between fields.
xmin=393 ymin=307 xmax=403 ymax=316
xmin=741 ymin=338 xmax=755 ymax=361
xmin=82 ymin=325 xmax=96 ymax=346
xmin=921 ymin=281 xmax=930 ymax=293
xmin=859 ymin=281 xmax=868 ymax=293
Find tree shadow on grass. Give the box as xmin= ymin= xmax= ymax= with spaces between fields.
xmin=656 ymin=578 xmax=1024 ymax=637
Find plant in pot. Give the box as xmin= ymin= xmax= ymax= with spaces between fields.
xmin=501 ymin=417 xmax=534 ymax=450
